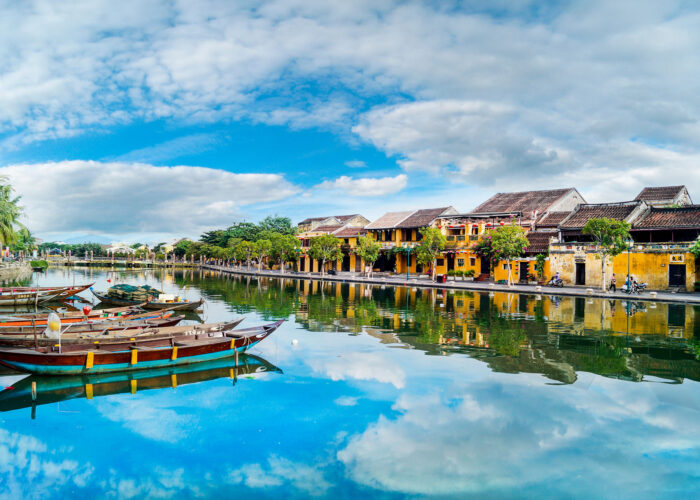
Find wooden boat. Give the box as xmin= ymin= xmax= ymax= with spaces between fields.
xmin=0 ymin=288 xmax=66 ymax=306
xmin=91 ymin=289 xmax=204 ymax=310
xmin=0 ymin=354 xmax=281 ymax=415
xmin=0 ymin=314 xmax=182 ymax=337
xmin=0 ymin=317 xmax=244 ymax=348
xmin=0 ymin=320 xmax=283 ymax=375
xmin=0 ymin=304 xmax=186 ymax=328
xmin=0 ymin=283 xmax=93 ymax=302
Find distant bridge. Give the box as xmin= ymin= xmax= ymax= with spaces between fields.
xmin=45 ymin=257 xmax=199 ymax=268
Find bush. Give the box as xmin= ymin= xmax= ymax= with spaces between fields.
xmin=465 ymin=269 xmax=475 ymax=277
xmin=30 ymin=260 xmax=48 ymax=269
xmin=447 ymin=270 xmax=456 ymax=277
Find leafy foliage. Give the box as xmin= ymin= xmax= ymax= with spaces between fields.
xmin=415 ymin=227 xmax=446 ymax=280
xmin=308 ymin=234 xmax=342 ymax=275
xmin=582 ymin=218 xmax=631 ymax=257
xmin=0 ymin=177 xmax=23 ymax=245
xmin=582 ymin=217 xmax=632 ymax=290
xmin=355 ymin=236 xmax=381 ymax=274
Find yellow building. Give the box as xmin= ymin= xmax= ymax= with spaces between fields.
xmin=554 ymin=195 xmax=699 ymax=290
xmin=424 ymin=188 xmax=585 ymax=282
xmin=365 ymin=207 xmax=457 ymax=275
xmin=296 ymin=214 xmax=370 ymax=273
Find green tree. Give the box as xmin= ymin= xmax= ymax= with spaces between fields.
xmin=308 ymin=234 xmax=342 ymax=276
xmin=253 ymin=239 xmax=272 ymax=271
xmin=490 ymin=224 xmax=529 ymax=286
xmin=11 ymin=227 xmax=36 ymax=254
xmin=258 ymin=216 xmax=296 ymax=236
xmin=174 ymin=239 xmax=192 ymax=258
xmin=0 ymin=177 xmax=23 ymax=246
xmin=535 ymin=253 xmax=547 ymax=281
xmin=355 ymin=236 xmax=381 ymax=277
xmin=415 ymin=227 xmax=446 ymax=281
xmin=234 ymin=241 xmax=255 ymax=269
xmin=268 ymin=233 xmax=300 ymax=273
xmin=582 ymin=217 xmax=631 ymax=291
xmin=226 ymin=222 xmax=260 ymax=242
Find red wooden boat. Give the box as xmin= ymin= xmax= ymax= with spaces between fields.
xmin=0 ymin=313 xmax=182 ymax=337
xmin=0 ymin=317 xmax=244 ymax=348
xmin=0 ymin=320 xmax=283 ymax=375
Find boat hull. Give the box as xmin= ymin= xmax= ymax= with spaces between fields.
xmin=0 ymin=320 xmax=281 ymax=375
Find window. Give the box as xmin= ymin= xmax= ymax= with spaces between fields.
xmin=471 ymin=226 xmax=478 ymax=235
xmin=457 ymin=258 xmax=465 ymax=267
xmin=470 ymin=257 xmax=476 ymax=266
xmin=436 ymin=259 xmax=444 ymax=266
xmin=503 ymin=263 xmax=511 ymax=270
xmin=344 ymin=239 xmax=349 ymax=244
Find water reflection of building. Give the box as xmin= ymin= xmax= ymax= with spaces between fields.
xmin=174 ymin=273 xmax=700 ymax=385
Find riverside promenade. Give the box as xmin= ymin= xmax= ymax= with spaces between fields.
xmin=201 ymin=264 xmax=700 ymax=305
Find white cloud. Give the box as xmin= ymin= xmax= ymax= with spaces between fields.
xmin=344 ymin=160 xmax=367 ymax=169
xmin=314 ymin=174 xmax=407 ymax=197
xmin=308 ymin=352 xmax=406 ymax=388
xmin=337 ymin=381 xmax=700 ymax=496
xmin=0 ymin=0 xmax=699 ymax=201
xmin=228 ymin=455 xmax=331 ymax=497
xmin=0 ymin=161 xmax=299 ymax=238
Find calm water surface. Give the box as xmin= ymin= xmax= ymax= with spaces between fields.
xmin=0 ymin=267 xmax=698 ymax=499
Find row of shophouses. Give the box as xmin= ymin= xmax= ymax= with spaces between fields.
xmin=295 ymin=185 xmax=700 ymax=291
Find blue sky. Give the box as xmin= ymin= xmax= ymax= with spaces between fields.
xmin=0 ymin=0 xmax=699 ymax=243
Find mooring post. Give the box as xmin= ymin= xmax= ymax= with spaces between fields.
xmin=31 ymin=381 xmax=37 ymax=401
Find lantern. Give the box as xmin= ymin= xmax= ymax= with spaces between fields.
xmin=82 ymin=306 xmax=92 ymax=316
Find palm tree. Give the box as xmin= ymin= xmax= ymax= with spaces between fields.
xmin=0 ymin=176 xmax=23 ymax=246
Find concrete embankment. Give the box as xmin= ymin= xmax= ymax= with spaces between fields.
xmin=201 ymin=264 xmax=700 ymax=305
xmin=0 ymin=262 xmax=32 ymax=284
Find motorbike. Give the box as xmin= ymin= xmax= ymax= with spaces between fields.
xmin=546 ymin=277 xmax=564 ymax=287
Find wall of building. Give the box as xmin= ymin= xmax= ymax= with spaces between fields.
xmin=550 ymin=245 xmax=696 ymax=290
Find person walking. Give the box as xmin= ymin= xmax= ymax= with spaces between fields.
xmin=609 ymin=273 xmax=616 ymax=292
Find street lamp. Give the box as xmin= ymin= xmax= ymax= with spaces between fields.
xmin=627 ymin=236 xmax=633 ymax=291
xmin=405 ymin=244 xmax=412 ymax=281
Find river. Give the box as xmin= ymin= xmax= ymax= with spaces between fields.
xmin=0 ymin=267 xmax=698 ymax=499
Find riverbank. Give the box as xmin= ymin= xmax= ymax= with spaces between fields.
xmin=201 ymin=264 xmax=700 ymax=305
xmin=0 ymin=262 xmax=32 ymax=284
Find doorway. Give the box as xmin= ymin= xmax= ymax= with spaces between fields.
xmin=479 ymin=257 xmax=491 ymax=276
xmin=342 ymin=253 xmax=350 ymax=272
xmin=447 ymin=254 xmax=455 ymax=272
xmin=669 ymin=264 xmax=686 ymax=287
xmin=519 ymin=262 xmax=529 ymax=283
xmin=575 ymin=263 xmax=586 ymax=285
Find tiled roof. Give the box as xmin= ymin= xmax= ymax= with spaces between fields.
xmin=473 ymin=188 xmax=573 ymax=214
xmin=524 ymin=231 xmax=552 ymax=254
xmin=536 ymin=211 xmax=571 ymax=227
xmin=298 ymin=214 xmax=362 ymax=225
xmin=298 ymin=216 xmax=330 ymax=225
xmin=633 ymin=205 xmax=700 ymax=229
xmin=335 ymin=214 xmax=362 ymax=222
xmin=365 ymin=211 xmax=414 ymax=230
xmin=635 ymin=186 xmax=685 ymax=202
xmin=395 ymin=207 xmax=454 ymax=228
xmin=559 ymin=201 xmax=642 ymax=229
xmin=333 ymin=226 xmax=368 ymax=238
xmin=312 ymin=224 xmax=343 ymax=233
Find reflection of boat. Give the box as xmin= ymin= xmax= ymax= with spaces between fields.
xmin=0 ymin=320 xmax=283 ymax=375
xmin=0 ymin=354 xmax=282 ymax=416
xmin=91 ymin=289 xmax=204 ymax=310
